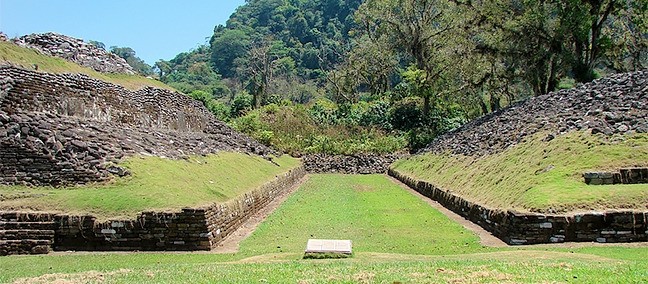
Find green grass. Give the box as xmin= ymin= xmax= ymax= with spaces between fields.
xmin=238 ymin=174 xmax=487 ymax=256
xmin=0 ymin=153 xmax=300 ymax=219
xmin=0 ymin=41 xmax=171 ymax=91
xmin=0 ymin=174 xmax=646 ymax=283
xmin=2 ymin=253 xmax=646 ymax=283
xmin=392 ymin=131 xmax=648 ymax=213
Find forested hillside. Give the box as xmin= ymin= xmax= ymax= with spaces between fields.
xmin=154 ymin=0 xmax=647 ymax=154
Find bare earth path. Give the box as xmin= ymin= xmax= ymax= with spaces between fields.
xmin=211 ymin=175 xmax=311 ymax=253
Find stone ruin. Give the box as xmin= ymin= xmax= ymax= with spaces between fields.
xmin=396 ymin=70 xmax=648 ymax=245
xmin=420 ymin=69 xmax=648 ymax=156
xmin=584 ymin=168 xmax=648 ymax=185
xmin=303 ymin=153 xmax=408 ymax=174
xmin=11 ymin=33 xmax=136 ymax=74
xmin=0 ymin=65 xmax=275 ymax=186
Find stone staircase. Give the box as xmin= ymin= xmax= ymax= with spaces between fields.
xmin=0 ymin=212 xmax=56 ymax=256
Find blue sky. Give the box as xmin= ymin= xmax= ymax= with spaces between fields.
xmin=0 ymin=0 xmax=246 ymax=64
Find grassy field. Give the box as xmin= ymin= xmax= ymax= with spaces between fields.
xmin=0 ymin=41 xmax=171 ymax=91
xmin=1 ymin=174 xmax=646 ymax=283
xmin=392 ymin=131 xmax=648 ymax=213
xmin=238 ymin=174 xmax=487 ymax=256
xmin=0 ymin=153 xmax=300 ymax=219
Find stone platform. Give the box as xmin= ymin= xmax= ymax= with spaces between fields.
xmin=305 ymin=239 xmax=352 ymax=255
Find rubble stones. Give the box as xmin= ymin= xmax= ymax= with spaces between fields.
xmin=420 ymin=70 xmax=648 ymax=156
xmin=303 ymin=153 xmax=409 ymax=174
xmin=11 ymin=33 xmax=136 ymax=74
xmin=0 ymin=65 xmax=275 ymax=186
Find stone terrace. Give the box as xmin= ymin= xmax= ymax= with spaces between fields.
xmin=0 ymin=65 xmax=274 ymax=186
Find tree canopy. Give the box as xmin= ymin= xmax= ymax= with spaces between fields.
xmin=157 ymin=0 xmax=647 ymax=152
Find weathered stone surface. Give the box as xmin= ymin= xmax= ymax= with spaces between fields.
xmin=11 ymin=33 xmax=136 ymax=74
xmin=1 ymin=166 xmax=305 ymax=255
xmin=0 ymin=65 xmax=276 ymax=186
xmin=303 ymin=153 xmax=408 ymax=174
xmin=420 ymin=70 xmax=648 ymax=156
xmin=584 ymin=168 xmax=648 ymax=185
xmin=389 ymin=169 xmax=648 ymax=245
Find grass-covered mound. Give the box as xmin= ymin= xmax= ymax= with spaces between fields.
xmin=392 ymin=131 xmax=648 ymax=213
xmin=0 ymin=41 xmax=170 ymax=91
xmin=0 ymin=153 xmax=300 ymax=219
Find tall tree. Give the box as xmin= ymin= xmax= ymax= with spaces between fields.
xmin=357 ymin=0 xmax=456 ymax=116
xmin=605 ymin=0 xmax=648 ymax=72
xmin=561 ymin=0 xmax=623 ymax=82
xmin=236 ymin=39 xmax=286 ymax=108
xmin=210 ymin=28 xmax=251 ymax=78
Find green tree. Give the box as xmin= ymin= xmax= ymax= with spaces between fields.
xmin=109 ymin=46 xmax=153 ymax=76
xmin=357 ymin=0 xmax=456 ymax=116
xmin=605 ymin=0 xmax=648 ymax=72
xmin=210 ymin=29 xmax=251 ymax=77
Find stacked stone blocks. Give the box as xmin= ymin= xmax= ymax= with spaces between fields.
xmin=0 ymin=166 xmax=305 ymax=255
xmin=389 ymin=169 xmax=648 ymax=245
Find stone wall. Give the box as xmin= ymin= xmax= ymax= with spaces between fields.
xmin=389 ymin=169 xmax=648 ymax=245
xmin=12 ymin=33 xmax=136 ymax=74
xmin=0 ymin=212 xmax=55 ymax=256
xmin=584 ymin=168 xmax=648 ymax=185
xmin=204 ymin=166 xmax=306 ymax=244
xmin=303 ymin=153 xmax=408 ymax=174
xmin=1 ymin=66 xmax=211 ymax=132
xmin=0 ymin=65 xmax=275 ymax=186
xmin=0 ymin=166 xmax=305 ymax=255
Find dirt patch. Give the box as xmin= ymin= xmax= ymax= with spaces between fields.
xmin=211 ymin=175 xmax=310 ymax=253
xmin=353 ymin=271 xmax=375 ymax=284
xmin=12 ymin=269 xmax=131 ymax=284
xmin=353 ymin=184 xmax=375 ymax=192
xmin=447 ymin=270 xmax=514 ymax=284
xmin=387 ymin=175 xmax=508 ymax=248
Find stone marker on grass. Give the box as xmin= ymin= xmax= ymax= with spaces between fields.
xmin=304 ymin=239 xmax=352 ymax=259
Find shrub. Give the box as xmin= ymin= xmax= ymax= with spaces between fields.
xmin=389 ymin=98 xmax=423 ymax=131
xmin=231 ymin=92 xmax=253 ymax=117
xmin=359 ymin=100 xmax=392 ymax=130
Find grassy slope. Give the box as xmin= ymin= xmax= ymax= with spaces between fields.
xmin=0 ymin=41 xmax=171 ymax=91
xmin=392 ymin=131 xmax=648 ymax=213
xmin=0 ymin=153 xmax=300 ymax=219
xmin=0 ymin=174 xmax=646 ymax=283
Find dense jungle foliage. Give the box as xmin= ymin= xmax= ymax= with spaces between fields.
xmin=132 ymin=0 xmax=648 ymax=153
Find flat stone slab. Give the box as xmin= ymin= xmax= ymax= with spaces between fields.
xmin=305 ymin=239 xmax=352 ymax=255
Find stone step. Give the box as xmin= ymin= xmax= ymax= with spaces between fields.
xmin=0 ymin=239 xmax=52 ymax=256
xmin=0 ymin=229 xmax=55 ymax=241
xmin=0 ymin=221 xmax=56 ymax=230
xmin=0 ymin=212 xmax=57 ymax=222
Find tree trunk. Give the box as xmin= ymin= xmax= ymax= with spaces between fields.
xmin=423 ymin=95 xmax=431 ymax=117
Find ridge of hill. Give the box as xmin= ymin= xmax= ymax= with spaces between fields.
xmin=11 ymin=32 xmax=136 ymax=75
xmin=0 ymin=40 xmax=169 ymax=91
